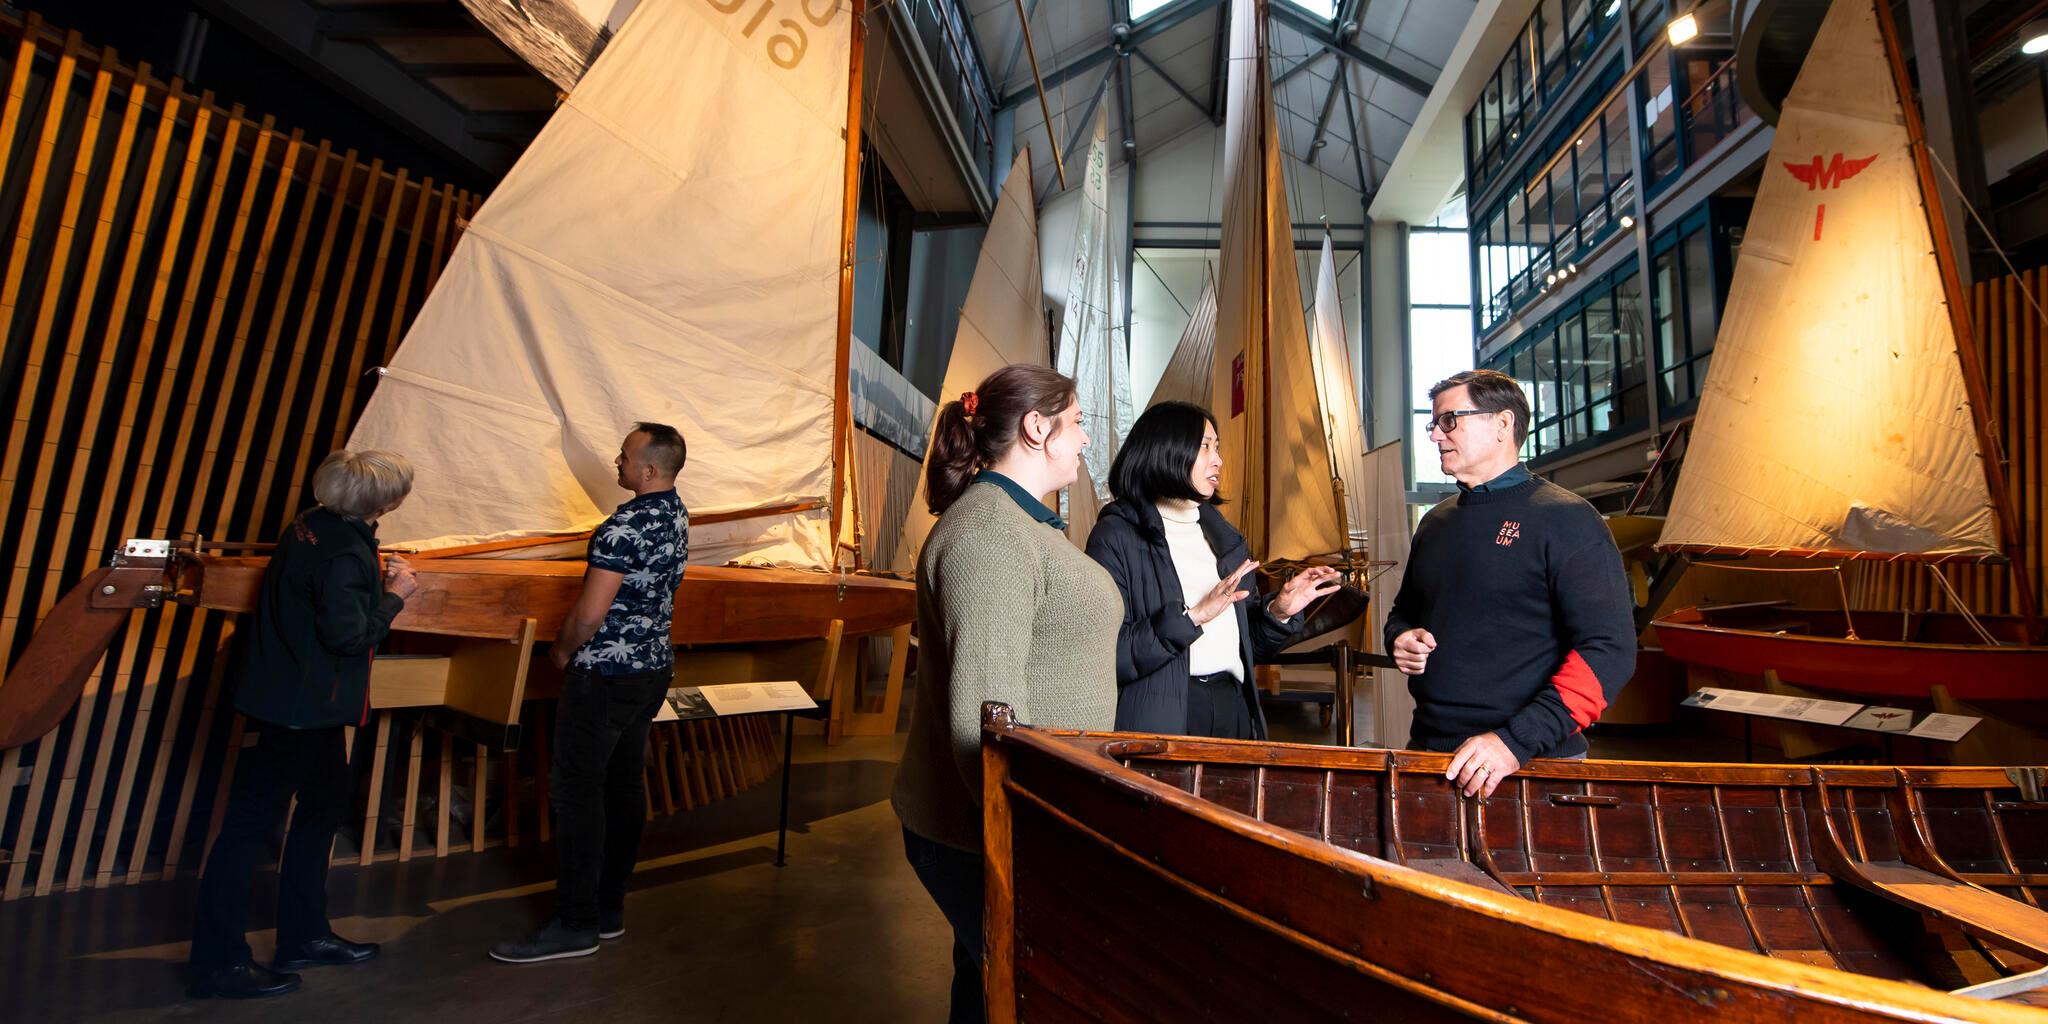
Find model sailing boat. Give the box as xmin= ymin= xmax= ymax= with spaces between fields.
xmin=1 ymin=0 xmax=913 ymax=749
xmin=1648 ymin=0 xmax=2046 ymax=704
xmin=1202 ymin=0 xmax=1374 ymax=651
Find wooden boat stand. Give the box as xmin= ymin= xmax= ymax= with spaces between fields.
xmin=984 ymin=705 xmax=2048 ymax=1020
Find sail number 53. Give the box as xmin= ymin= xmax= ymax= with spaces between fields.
xmin=706 ymin=0 xmax=838 ymax=69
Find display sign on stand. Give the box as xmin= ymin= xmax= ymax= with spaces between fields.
xmin=654 ymin=680 xmax=822 ymax=866
xmin=1681 ymin=687 xmax=1980 ymax=761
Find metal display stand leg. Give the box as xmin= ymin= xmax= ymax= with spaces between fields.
xmin=776 ymin=711 xmax=796 ymax=867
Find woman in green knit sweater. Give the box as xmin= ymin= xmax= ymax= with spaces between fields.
xmin=891 ymin=363 xmax=1121 ymax=1024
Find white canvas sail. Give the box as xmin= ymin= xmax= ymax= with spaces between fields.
xmin=898 ymin=148 xmax=1050 ymax=568
xmin=1657 ymin=0 xmax=1998 ymax=559
xmin=1209 ymin=0 xmax=1344 ymax=562
xmin=1148 ymin=267 xmax=1217 ymax=409
xmin=1055 ymin=104 xmax=1126 ymax=524
xmin=349 ymin=0 xmax=855 ymax=566
xmin=1308 ymin=234 xmax=1368 ymax=546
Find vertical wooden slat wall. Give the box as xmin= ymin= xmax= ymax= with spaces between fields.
xmin=0 ymin=16 xmax=787 ymax=901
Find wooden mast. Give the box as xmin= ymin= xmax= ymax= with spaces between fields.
xmin=1255 ymin=0 xmax=1274 ymax=558
xmin=830 ymin=0 xmax=868 ymax=571
xmin=1872 ymin=0 xmax=2041 ymax=643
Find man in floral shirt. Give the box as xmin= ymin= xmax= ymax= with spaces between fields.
xmin=492 ymin=422 xmax=689 ymax=964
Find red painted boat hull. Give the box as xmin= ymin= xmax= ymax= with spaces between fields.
xmin=1652 ymin=605 xmax=2048 ymax=703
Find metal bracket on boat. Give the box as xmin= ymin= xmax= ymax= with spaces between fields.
xmin=93 ymin=539 xmax=179 ymax=611
xmin=2005 ymin=767 xmax=2048 ymax=803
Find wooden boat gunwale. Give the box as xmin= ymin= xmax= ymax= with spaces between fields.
xmin=983 ymin=706 xmax=2048 ymax=1022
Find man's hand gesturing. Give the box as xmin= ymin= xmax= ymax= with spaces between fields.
xmin=1392 ymin=627 xmax=1436 ymax=676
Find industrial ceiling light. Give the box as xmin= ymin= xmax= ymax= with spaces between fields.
xmin=1619 ymin=214 xmax=1636 ymax=229
xmin=1667 ymin=10 xmax=1700 ymax=46
xmin=2023 ymin=18 xmax=2048 ymax=55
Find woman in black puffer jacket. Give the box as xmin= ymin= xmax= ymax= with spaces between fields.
xmin=1085 ymin=401 xmax=1340 ymax=739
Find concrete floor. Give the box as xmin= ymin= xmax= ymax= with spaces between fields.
xmin=3 ymin=690 xmax=1744 ymax=1024
xmin=3 ymin=731 xmax=952 ymax=1024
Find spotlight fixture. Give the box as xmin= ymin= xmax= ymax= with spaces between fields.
xmin=1545 ymin=272 xmax=1557 ymax=285
xmin=1619 ymin=214 xmax=1636 ymax=229
xmin=1604 ymin=0 xmax=1622 ymax=17
xmin=2024 ymin=19 xmax=2048 ymax=55
xmin=1667 ymin=10 xmax=1699 ymax=46
xmin=1567 ymin=263 xmax=1578 ymax=274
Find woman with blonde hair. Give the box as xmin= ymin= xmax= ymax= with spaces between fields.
xmin=189 ymin=449 xmax=419 ymax=1000
xmin=891 ymin=364 xmax=1121 ymax=1023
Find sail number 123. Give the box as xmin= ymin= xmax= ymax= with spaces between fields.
xmin=706 ymin=0 xmax=838 ymax=70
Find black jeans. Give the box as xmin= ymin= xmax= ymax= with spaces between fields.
xmin=551 ymin=666 xmax=670 ymax=930
xmin=903 ymin=827 xmax=985 ymax=1024
xmin=191 ymin=722 xmax=352 ymax=971
xmin=1185 ymin=671 xmax=1256 ymax=739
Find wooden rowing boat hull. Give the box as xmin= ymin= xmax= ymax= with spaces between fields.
xmin=1652 ymin=605 xmax=2048 ymax=703
xmin=983 ymin=708 xmax=2048 ymax=1021
xmin=188 ymin=555 xmax=915 ymax=644
xmin=0 ymin=551 xmax=914 ymax=750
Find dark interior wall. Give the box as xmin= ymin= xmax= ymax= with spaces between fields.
xmin=12 ymin=0 xmax=492 ymax=191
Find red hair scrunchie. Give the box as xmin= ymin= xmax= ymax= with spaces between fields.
xmin=961 ymin=391 xmax=979 ymax=416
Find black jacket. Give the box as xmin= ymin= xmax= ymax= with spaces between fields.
xmin=1084 ymin=498 xmax=1303 ymax=739
xmin=233 ymin=507 xmax=405 ymax=729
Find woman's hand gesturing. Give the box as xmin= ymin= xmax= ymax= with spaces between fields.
xmin=1270 ymin=565 xmax=1342 ymax=619
xmin=1189 ymin=560 xmax=1258 ymax=625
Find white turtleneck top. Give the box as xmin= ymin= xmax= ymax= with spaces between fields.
xmin=1158 ymin=499 xmax=1244 ymax=680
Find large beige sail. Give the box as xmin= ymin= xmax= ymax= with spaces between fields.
xmin=349 ymin=0 xmax=855 ymax=566
xmin=898 ymin=149 xmax=1050 ymax=568
xmin=1309 ymin=234 xmax=1368 ymax=547
xmin=1149 ymin=267 xmax=1217 ymax=409
xmin=1210 ymin=0 xmax=1344 ymax=562
xmin=1657 ymin=0 xmax=1998 ymax=559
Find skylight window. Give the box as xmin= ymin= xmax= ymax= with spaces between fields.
xmin=1131 ymin=0 xmax=1176 ymax=21
xmin=1282 ymin=0 xmax=1337 ymax=20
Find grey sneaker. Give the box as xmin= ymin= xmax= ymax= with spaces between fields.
xmin=489 ymin=918 xmax=599 ymax=963
xmin=599 ymin=907 xmax=625 ymax=940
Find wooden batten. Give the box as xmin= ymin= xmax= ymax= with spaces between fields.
xmin=0 ymin=8 xmax=875 ymax=900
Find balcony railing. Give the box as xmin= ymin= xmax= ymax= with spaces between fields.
xmin=899 ymin=0 xmax=998 ymax=192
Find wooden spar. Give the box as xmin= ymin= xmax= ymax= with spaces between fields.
xmin=1010 ymin=0 xmax=1066 ymax=191
xmin=1245 ymin=0 xmax=1261 ymax=557
xmin=1871 ymin=0 xmax=2041 ymax=645
xmin=829 ymin=0 xmax=866 ymax=569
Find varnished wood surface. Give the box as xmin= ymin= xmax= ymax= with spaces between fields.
xmin=187 ymin=555 xmax=915 ymax=643
xmin=985 ymin=718 xmax=2048 ymax=1021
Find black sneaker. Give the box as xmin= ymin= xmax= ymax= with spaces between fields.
xmin=488 ymin=918 xmax=599 ymax=963
xmin=599 ymin=908 xmax=625 ymax=941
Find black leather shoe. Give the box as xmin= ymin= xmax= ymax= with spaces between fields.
xmin=273 ymin=933 xmax=379 ymax=970
xmin=189 ymin=961 xmax=301 ymax=999
xmin=599 ymin=907 xmax=625 ymax=940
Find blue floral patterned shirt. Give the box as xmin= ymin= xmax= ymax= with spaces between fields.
xmin=572 ymin=488 xmax=688 ymax=675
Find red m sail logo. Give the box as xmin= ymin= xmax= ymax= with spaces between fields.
xmin=1783 ymin=152 xmax=1876 ymax=191
xmin=1783 ymin=153 xmax=1876 ymax=240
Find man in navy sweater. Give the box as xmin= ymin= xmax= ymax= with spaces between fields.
xmin=1385 ymin=369 xmax=1635 ymax=798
